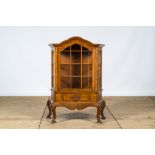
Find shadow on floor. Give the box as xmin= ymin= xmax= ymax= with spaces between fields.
xmin=52 ymin=112 xmax=97 ymax=123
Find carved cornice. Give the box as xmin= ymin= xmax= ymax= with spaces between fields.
xmin=49 ymin=36 xmax=105 ymax=49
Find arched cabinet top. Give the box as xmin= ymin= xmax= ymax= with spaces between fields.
xmin=49 ymin=36 xmax=105 ymax=51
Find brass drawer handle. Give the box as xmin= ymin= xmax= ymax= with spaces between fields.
xmin=71 ymin=95 xmax=80 ymax=101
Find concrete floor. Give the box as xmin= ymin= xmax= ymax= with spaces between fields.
xmin=0 ymin=96 xmax=155 ymax=129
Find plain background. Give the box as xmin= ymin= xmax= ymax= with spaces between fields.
xmin=0 ymin=26 xmax=155 ymax=96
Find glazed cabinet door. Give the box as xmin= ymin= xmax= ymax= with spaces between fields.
xmin=59 ymin=44 xmax=93 ymax=91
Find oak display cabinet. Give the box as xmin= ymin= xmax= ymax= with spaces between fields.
xmin=47 ymin=36 xmax=106 ymax=123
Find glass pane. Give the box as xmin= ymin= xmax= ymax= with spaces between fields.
xmin=82 ymin=64 xmax=92 ymax=76
xmin=60 ymin=51 xmax=70 ymax=63
xmin=71 ymin=44 xmax=81 ymax=63
xmin=60 ymin=64 xmax=70 ymax=77
xmin=82 ymin=51 xmax=89 ymax=63
xmin=61 ymin=77 xmax=70 ymax=88
xmin=82 ymin=47 xmax=92 ymax=64
xmin=71 ymin=52 xmax=81 ymax=63
xmin=71 ymin=77 xmax=81 ymax=88
xmin=71 ymin=64 xmax=81 ymax=76
xmin=82 ymin=77 xmax=92 ymax=88
xmin=71 ymin=44 xmax=81 ymax=50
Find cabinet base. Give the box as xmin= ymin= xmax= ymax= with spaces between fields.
xmin=46 ymin=97 xmax=106 ymax=123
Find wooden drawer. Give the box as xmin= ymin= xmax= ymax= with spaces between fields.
xmin=90 ymin=94 xmax=98 ymax=101
xmin=55 ymin=93 xmax=62 ymax=101
xmin=62 ymin=94 xmax=90 ymax=101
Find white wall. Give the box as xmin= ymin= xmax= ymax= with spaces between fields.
xmin=0 ymin=27 xmax=155 ymax=96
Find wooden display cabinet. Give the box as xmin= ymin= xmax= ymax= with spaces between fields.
xmin=47 ymin=36 xmax=106 ymax=123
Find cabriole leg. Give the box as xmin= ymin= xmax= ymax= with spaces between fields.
xmin=96 ymin=105 xmax=102 ymax=123
xmin=51 ymin=103 xmax=56 ymax=123
xmin=46 ymin=97 xmax=52 ymax=118
xmin=100 ymin=100 xmax=106 ymax=119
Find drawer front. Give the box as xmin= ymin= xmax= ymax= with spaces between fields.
xmin=62 ymin=94 xmax=90 ymax=101
xmin=55 ymin=93 xmax=62 ymax=101
xmin=90 ymin=93 xmax=98 ymax=101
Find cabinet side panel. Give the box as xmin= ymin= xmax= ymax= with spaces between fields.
xmin=51 ymin=49 xmax=54 ymax=97
xmin=93 ymin=47 xmax=98 ymax=92
xmin=98 ymin=47 xmax=103 ymax=99
xmin=54 ymin=47 xmax=58 ymax=92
